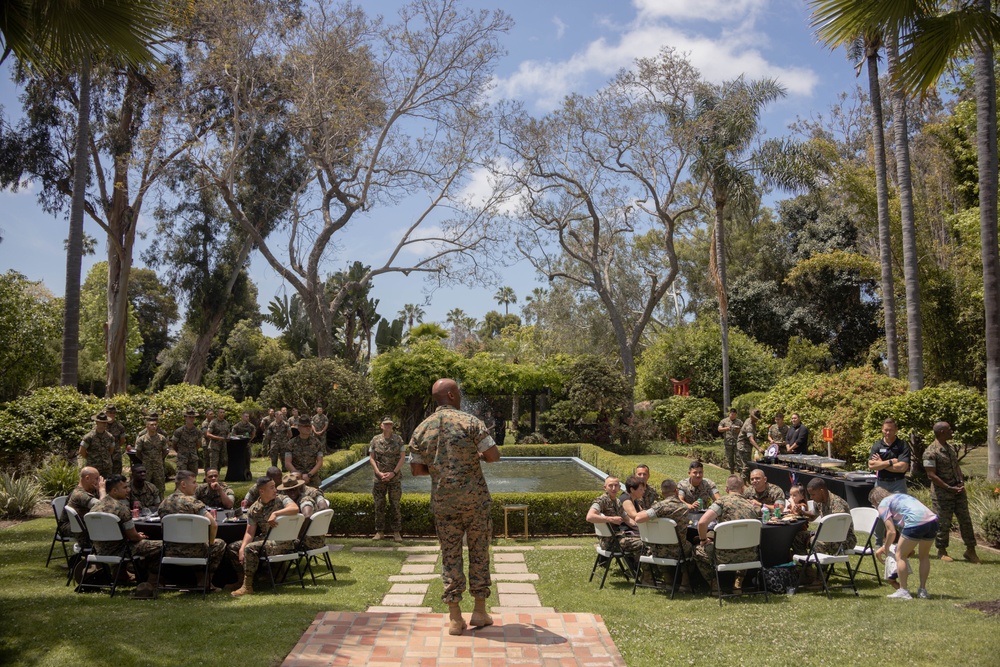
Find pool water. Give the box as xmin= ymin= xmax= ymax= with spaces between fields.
xmin=323 ymin=458 xmax=605 ymax=494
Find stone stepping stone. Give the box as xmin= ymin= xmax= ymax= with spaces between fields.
xmin=492 ymin=552 xmax=525 ymax=563
xmin=497 ymin=592 xmax=542 ymax=607
xmin=496 ymin=582 xmax=537 ymax=594
xmin=327 ymin=544 xmax=345 ymax=551
xmin=493 ymin=546 xmax=534 ymax=551
xmin=398 ymin=546 xmax=441 ymax=553
xmin=388 ymin=583 xmax=429 ymax=594
xmin=388 ymin=574 xmax=439 ymax=582
xmin=491 ymin=573 xmax=539 ymax=581
xmin=539 ymin=545 xmax=585 ymax=550
xmin=365 ymin=605 xmax=433 ymax=613
xmin=380 ymin=593 xmax=427 ymax=606
xmin=400 ymin=564 xmax=436 ymax=574
xmin=351 ymin=546 xmax=396 ymax=552
xmin=494 ymin=563 xmax=529 ymax=573
xmin=405 ymin=554 xmax=439 ymax=563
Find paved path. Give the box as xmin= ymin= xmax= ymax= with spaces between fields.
xmin=280 ymin=542 xmax=626 ymax=666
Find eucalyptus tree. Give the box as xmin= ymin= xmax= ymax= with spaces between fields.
xmin=494 ymin=47 xmax=705 ymax=391
xmin=690 ymin=75 xmax=817 ymax=410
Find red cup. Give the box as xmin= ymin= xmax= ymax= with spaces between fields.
xmin=131 ymin=508 xmax=139 ymax=519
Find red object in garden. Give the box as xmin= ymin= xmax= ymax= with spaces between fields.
xmin=822 ymin=427 xmax=833 ymax=442
xmin=670 ymin=378 xmax=691 ymax=396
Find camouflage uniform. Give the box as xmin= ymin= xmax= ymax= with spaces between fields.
xmin=195 ymin=481 xmax=236 ymax=509
xmin=768 ymin=423 xmax=789 ymax=452
xmin=90 ymin=495 xmax=162 ymax=575
xmin=409 ymin=405 xmax=495 ymax=604
xmin=718 ymin=417 xmax=742 ymax=473
xmin=636 ymin=485 xmax=659 ymax=512
xmin=171 ymin=425 xmax=203 ymax=476
xmin=127 ymin=480 xmax=161 ymax=513
xmin=694 ymin=493 xmax=759 ymax=583
xmin=158 ymin=491 xmax=227 ymax=574
xmin=743 ymin=483 xmax=786 ymax=507
xmin=59 ymin=485 xmax=99 ymax=539
xmin=645 ymin=495 xmax=693 ymax=560
xmin=311 ymin=413 xmax=329 ymax=450
xmin=285 ymin=435 xmax=324 ymax=477
xmin=297 ymin=485 xmax=329 ymax=550
xmin=678 ymin=478 xmax=719 ymax=507
xmin=590 ymin=492 xmax=642 ymax=556
xmin=370 ymin=433 xmax=405 ymax=533
xmin=227 ymin=495 xmax=296 ymax=582
xmin=735 ymin=420 xmax=757 ymax=483
xmin=106 ymin=420 xmax=126 ymax=476
xmin=923 ymin=440 xmax=977 ymax=552
xmin=793 ymin=491 xmax=856 ymax=555
xmin=206 ymin=418 xmax=231 ymax=472
xmin=264 ymin=420 xmax=292 ymax=468
xmin=80 ymin=429 xmax=117 ymax=480
xmin=135 ymin=431 xmax=170 ymax=496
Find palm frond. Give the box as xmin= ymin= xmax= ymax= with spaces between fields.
xmin=897 ymin=6 xmax=1000 ymax=94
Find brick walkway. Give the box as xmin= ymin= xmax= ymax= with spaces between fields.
xmin=281 ymin=543 xmax=626 ymax=666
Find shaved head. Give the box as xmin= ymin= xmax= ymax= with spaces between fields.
xmin=432 ymin=378 xmax=461 ymax=408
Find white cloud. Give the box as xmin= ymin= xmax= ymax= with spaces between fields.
xmin=632 ymin=0 xmax=769 ymax=23
xmin=552 ymin=16 xmax=567 ymax=40
xmin=494 ymin=1 xmax=817 ymax=111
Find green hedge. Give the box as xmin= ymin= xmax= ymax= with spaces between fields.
xmin=498 ymin=444 xmax=581 ymax=457
xmin=323 ymin=491 xmax=596 ymax=536
xmin=651 ymin=442 xmax=728 ymax=468
xmin=317 ymin=442 xmax=370 ymax=481
xmin=981 ymin=510 xmax=1000 ymax=548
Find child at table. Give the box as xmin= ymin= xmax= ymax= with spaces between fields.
xmin=786 ymin=485 xmax=808 ymax=516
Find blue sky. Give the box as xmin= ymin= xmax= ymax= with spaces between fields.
xmin=0 ymin=0 xmax=859 ymax=336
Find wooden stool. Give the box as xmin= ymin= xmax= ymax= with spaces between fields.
xmin=503 ymin=504 xmax=529 ymax=539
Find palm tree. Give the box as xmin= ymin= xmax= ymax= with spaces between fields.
xmin=691 ymin=76 xmax=815 ymax=411
xmin=809 ymin=1 xmax=1000 ymax=479
xmin=446 ymin=307 xmax=467 ymax=347
xmin=1 ymin=1 xmax=171 ymax=389
xmin=398 ymin=303 xmax=425 ymax=331
xmin=494 ymin=286 xmax=516 ymax=315
xmin=522 ymin=287 xmax=546 ymax=325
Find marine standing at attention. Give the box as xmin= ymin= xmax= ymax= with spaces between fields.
xmin=409 ymin=379 xmax=500 ymax=636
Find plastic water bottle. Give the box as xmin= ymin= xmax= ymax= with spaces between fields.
xmin=774 ymin=505 xmax=782 ymax=520
xmin=762 ymin=507 xmax=770 ymax=523
xmin=697 ymin=498 xmax=703 ymax=510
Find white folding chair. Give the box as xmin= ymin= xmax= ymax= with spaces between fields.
xmin=793 ymin=513 xmax=859 ymax=598
xmin=589 ymin=523 xmax=633 ymax=589
xmin=46 ymin=495 xmax=71 ymax=568
xmin=156 ymin=514 xmax=212 ymax=598
xmin=299 ymin=509 xmax=336 ymax=584
xmin=632 ymin=518 xmax=688 ymax=598
xmin=850 ymin=507 xmax=882 ymax=585
xmin=63 ymin=506 xmax=90 ymax=586
xmin=712 ymin=519 xmax=768 ymax=606
xmin=259 ymin=514 xmax=306 ymax=590
xmin=78 ymin=512 xmax=135 ymax=597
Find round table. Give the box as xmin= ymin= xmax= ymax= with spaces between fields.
xmin=684 ymin=516 xmax=807 ymax=567
xmin=135 ymin=518 xmax=248 ymax=587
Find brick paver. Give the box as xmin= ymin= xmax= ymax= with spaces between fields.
xmin=281 ymin=612 xmax=626 ymax=667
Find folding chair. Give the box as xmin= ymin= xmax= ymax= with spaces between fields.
xmin=46 ymin=496 xmax=71 ymax=568
xmin=793 ymin=513 xmax=859 ymax=598
xmin=712 ymin=519 xmax=769 ymax=607
xmin=78 ymin=512 xmax=136 ymax=597
xmin=850 ymin=507 xmax=882 ymax=585
xmin=589 ymin=523 xmax=633 ymax=589
xmin=259 ymin=514 xmax=306 ymax=590
xmin=63 ymin=506 xmax=91 ymax=587
xmin=156 ymin=514 xmax=212 ymax=598
xmin=299 ymin=509 xmax=336 ymax=584
xmin=632 ymin=518 xmax=688 ymax=598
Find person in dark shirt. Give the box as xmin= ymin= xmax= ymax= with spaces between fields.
xmin=868 ymin=417 xmax=910 ymax=494
xmin=785 ymin=413 xmax=809 ymax=454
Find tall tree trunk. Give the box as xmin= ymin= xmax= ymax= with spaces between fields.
xmin=61 ymin=59 xmax=90 ymax=388
xmin=974 ymin=0 xmax=1000 ymax=483
xmin=105 ymin=249 xmax=132 ymax=395
xmin=886 ymin=32 xmax=923 ymax=390
xmin=710 ymin=195 xmax=731 ymax=410
xmin=867 ymin=46 xmax=900 ymax=378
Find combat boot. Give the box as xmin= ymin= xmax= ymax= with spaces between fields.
xmin=447 ymin=602 xmax=467 ymax=635
xmin=392 ymin=531 xmax=402 ymax=542
xmin=231 ymin=579 xmax=254 ymax=597
xmin=964 ymin=549 xmax=981 ymax=564
xmin=937 ymin=549 xmax=954 ymax=562
xmin=373 ymin=531 xmax=384 ymax=541
xmin=470 ymin=597 xmax=493 ymax=628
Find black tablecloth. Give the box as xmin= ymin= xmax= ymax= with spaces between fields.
xmin=684 ymin=512 xmax=806 ymax=566
xmin=135 ymin=519 xmax=247 ymax=587
xmin=752 ymin=462 xmax=875 ymax=508
xmin=225 ymin=438 xmax=252 ymax=482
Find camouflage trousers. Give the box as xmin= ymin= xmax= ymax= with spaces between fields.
xmin=300 ymin=535 xmax=326 ymax=551
xmin=112 ymin=447 xmax=124 ymax=476
xmin=373 ymin=480 xmax=402 ymax=532
xmin=694 ymin=542 xmax=759 ymax=583
xmin=228 ymin=539 xmax=295 ymax=581
xmin=649 ymin=540 xmax=693 ymax=562
xmin=791 ymin=530 xmax=854 ymax=556
xmin=735 ymin=446 xmax=753 ymax=483
xmin=435 ymin=506 xmax=492 ymax=603
xmin=724 ymin=441 xmax=737 ymax=473
xmin=95 ymin=539 xmax=163 ymax=578
xmin=931 ymin=489 xmax=977 ymax=551
xmin=176 ymin=448 xmax=200 ymax=476
xmin=165 ymin=538 xmax=227 ymax=575
xmin=146 ymin=467 xmax=166 ymax=497
xmin=207 ymin=445 xmax=222 ymax=472
xmin=269 ymin=444 xmax=286 ymax=470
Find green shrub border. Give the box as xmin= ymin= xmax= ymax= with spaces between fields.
xmin=321 ymin=442 xmax=688 ymax=536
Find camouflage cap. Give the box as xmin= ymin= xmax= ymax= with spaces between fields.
xmin=296 ymin=416 xmax=313 ymax=427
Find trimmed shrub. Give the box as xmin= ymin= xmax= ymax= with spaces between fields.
xmin=139 ymin=385 xmax=243 ymax=435
xmin=498 ymin=444 xmax=581 ymax=457
xmin=0 ymin=472 xmax=42 ymax=519
xmin=35 ymin=455 xmax=78 ymax=498
xmin=981 ymin=510 xmax=1000 ymax=548
xmin=0 ymin=386 xmax=103 ymax=466
xmin=651 ymin=396 xmax=721 ymax=442
xmin=516 ymin=432 xmax=547 ymax=445
xmin=650 ymin=442 xmax=728 ymax=468
xmin=317 ymin=442 xmax=371 ymax=481
xmin=861 ymin=384 xmax=988 ymax=464
xmin=731 ymin=391 xmax=767 ymax=419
